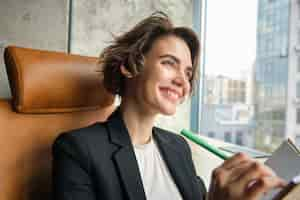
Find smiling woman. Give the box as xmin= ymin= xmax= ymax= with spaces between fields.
xmin=52 ymin=12 xmax=286 ymax=200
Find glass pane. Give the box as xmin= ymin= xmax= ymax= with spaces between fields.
xmin=201 ymin=0 xmax=297 ymax=152
xmin=297 ymin=82 xmax=300 ymax=98
xmin=297 ymin=109 xmax=300 ymax=124
xmin=298 ymin=56 xmax=300 ymax=72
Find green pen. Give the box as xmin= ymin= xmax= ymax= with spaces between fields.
xmin=180 ymin=129 xmax=230 ymax=160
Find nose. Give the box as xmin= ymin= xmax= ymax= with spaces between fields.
xmin=172 ymin=76 xmax=184 ymax=87
xmin=172 ymin=71 xmax=189 ymax=90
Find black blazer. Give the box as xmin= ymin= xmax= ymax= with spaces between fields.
xmin=52 ymin=108 xmax=206 ymax=200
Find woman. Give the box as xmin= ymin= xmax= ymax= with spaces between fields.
xmin=52 ymin=12 xmax=286 ymax=200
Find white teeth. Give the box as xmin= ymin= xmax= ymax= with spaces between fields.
xmin=167 ymin=89 xmax=179 ymax=99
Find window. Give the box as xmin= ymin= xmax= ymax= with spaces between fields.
xmin=297 ymin=109 xmax=300 ymax=124
xmin=265 ymin=86 xmax=272 ymax=97
xmin=298 ymin=29 xmax=300 ymax=45
xmin=297 ymin=82 xmax=300 ymax=98
xmin=298 ymin=2 xmax=300 ymax=20
xmin=241 ymin=82 xmax=246 ymax=89
xmin=296 ymin=135 xmax=300 ymax=146
xmin=236 ymin=131 xmax=244 ymax=145
xmin=224 ymin=132 xmax=232 ymax=142
xmin=208 ymin=131 xmax=215 ymax=138
xmin=199 ymin=0 xmax=291 ymax=152
xmin=297 ymin=56 xmax=300 ymax=73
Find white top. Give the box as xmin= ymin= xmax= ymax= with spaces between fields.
xmin=133 ymin=137 xmax=183 ymax=200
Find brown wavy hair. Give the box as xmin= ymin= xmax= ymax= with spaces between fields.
xmin=98 ymin=11 xmax=200 ymax=96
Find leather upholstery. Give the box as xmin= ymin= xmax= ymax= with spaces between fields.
xmin=4 ymin=46 xmax=114 ymax=113
xmin=0 ymin=46 xmax=115 ymax=200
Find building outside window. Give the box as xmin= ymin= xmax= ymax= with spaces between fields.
xmin=297 ymin=56 xmax=300 ymax=72
xmin=297 ymin=82 xmax=300 ymax=98
xmin=224 ymin=131 xmax=232 ymax=142
xmin=236 ymin=131 xmax=244 ymax=145
xmin=208 ymin=131 xmax=215 ymax=138
xmin=199 ymin=0 xmax=299 ymax=152
xmin=296 ymin=135 xmax=300 ymax=146
xmin=298 ymin=29 xmax=300 ymax=45
xmin=297 ymin=109 xmax=300 ymax=124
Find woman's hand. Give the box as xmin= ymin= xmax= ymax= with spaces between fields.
xmin=207 ymin=153 xmax=286 ymax=200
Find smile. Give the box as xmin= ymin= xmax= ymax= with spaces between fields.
xmin=159 ymin=87 xmax=182 ymax=103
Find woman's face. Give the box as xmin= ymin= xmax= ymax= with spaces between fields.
xmin=125 ymin=35 xmax=193 ymax=116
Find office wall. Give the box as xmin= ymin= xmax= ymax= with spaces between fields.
xmin=71 ymin=0 xmax=193 ymax=56
xmin=0 ymin=0 xmax=69 ymax=98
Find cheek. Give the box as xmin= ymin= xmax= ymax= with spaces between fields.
xmin=186 ymin=84 xmax=192 ymax=96
xmin=146 ymin=69 xmax=169 ymax=87
xmin=156 ymin=68 xmax=174 ymax=84
xmin=141 ymin=65 xmax=175 ymax=96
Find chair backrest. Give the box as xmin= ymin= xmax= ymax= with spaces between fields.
xmin=0 ymin=46 xmax=115 ymax=200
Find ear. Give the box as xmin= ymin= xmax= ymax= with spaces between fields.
xmin=120 ymin=65 xmax=133 ymax=78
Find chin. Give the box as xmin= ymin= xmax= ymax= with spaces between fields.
xmin=158 ymin=104 xmax=177 ymax=116
xmin=152 ymin=90 xmax=180 ymax=115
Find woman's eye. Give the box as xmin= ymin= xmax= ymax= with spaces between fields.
xmin=162 ymin=60 xmax=175 ymax=66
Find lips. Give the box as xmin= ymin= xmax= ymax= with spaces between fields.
xmin=159 ymin=87 xmax=182 ymax=103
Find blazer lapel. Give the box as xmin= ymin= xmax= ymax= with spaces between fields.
xmin=113 ymin=147 xmax=146 ymax=200
xmin=107 ymin=109 xmax=146 ymax=200
xmin=153 ymin=128 xmax=196 ymax=200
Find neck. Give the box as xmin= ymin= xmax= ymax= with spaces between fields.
xmin=120 ymin=98 xmax=157 ymax=145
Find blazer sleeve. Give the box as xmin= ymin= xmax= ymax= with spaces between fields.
xmin=52 ymin=132 xmax=96 ymax=200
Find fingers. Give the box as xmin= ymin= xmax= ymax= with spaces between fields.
xmin=230 ymin=161 xmax=275 ymax=185
xmin=211 ymin=167 xmax=228 ymax=188
xmin=221 ymin=152 xmax=251 ymax=170
xmin=208 ymin=153 xmax=287 ymax=200
xmin=230 ymin=162 xmax=277 ymax=194
xmin=212 ymin=153 xmax=253 ymax=187
xmin=246 ymin=176 xmax=287 ymax=199
xmin=225 ymin=161 xmax=252 ymax=183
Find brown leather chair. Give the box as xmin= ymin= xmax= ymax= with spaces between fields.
xmin=0 ymin=46 xmax=115 ymax=200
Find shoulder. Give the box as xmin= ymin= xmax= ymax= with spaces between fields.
xmin=54 ymin=122 xmax=108 ymax=146
xmin=52 ymin=122 xmax=111 ymax=169
xmin=52 ymin=122 xmax=110 ymax=157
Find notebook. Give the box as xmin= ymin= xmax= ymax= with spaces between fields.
xmin=261 ymin=140 xmax=300 ymax=200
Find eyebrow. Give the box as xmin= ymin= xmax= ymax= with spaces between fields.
xmin=159 ymin=54 xmax=193 ymax=72
xmin=159 ymin=54 xmax=180 ymax=64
